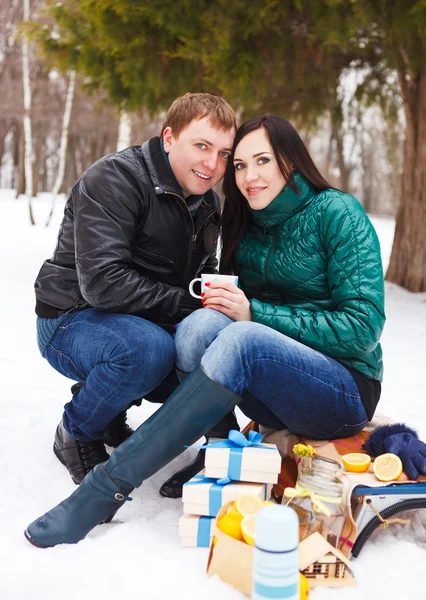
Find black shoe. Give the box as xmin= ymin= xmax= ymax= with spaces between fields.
xmin=53 ymin=421 xmax=109 ymax=485
xmin=159 ymin=449 xmax=206 ymax=498
xmin=70 ymin=382 xmax=134 ymax=448
xmin=103 ymin=411 xmax=134 ymax=447
xmin=159 ymin=409 xmax=240 ymax=498
xmin=70 ymin=382 xmax=83 ymax=396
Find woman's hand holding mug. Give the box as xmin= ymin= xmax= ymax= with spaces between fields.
xmin=189 ymin=273 xmax=252 ymax=321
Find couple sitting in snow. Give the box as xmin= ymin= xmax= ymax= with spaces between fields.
xmin=26 ymin=91 xmax=422 ymax=549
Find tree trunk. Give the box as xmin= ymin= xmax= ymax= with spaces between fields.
xmin=0 ymin=122 xmax=9 ymax=184
xmin=330 ymin=100 xmax=350 ymax=193
xmin=46 ymin=70 xmax=76 ymax=226
xmin=16 ymin=124 xmax=25 ymax=197
xmin=32 ymin=135 xmax=44 ymax=196
xmin=117 ymin=108 xmax=132 ymax=151
xmin=11 ymin=121 xmax=20 ymax=191
xmin=323 ymin=126 xmax=334 ymax=180
xmin=61 ymin=135 xmax=77 ymax=193
xmin=22 ymin=0 xmax=35 ymax=224
xmin=334 ymin=125 xmax=350 ymax=193
xmin=386 ymin=56 xmax=426 ymax=292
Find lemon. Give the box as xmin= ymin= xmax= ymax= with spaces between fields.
xmin=217 ymin=511 xmax=244 ymax=541
xmin=373 ymin=453 xmax=403 ymax=482
xmin=228 ymin=503 xmax=243 ymax=522
xmin=262 ymin=500 xmax=275 ymax=507
xmin=241 ymin=514 xmax=256 ymax=546
xmin=300 ymin=573 xmax=309 ymax=599
xmin=235 ymin=494 xmax=264 ymax=518
xmin=342 ymin=453 xmax=372 ymax=473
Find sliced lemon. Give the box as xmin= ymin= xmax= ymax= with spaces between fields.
xmin=342 ymin=453 xmax=372 ymax=473
xmin=228 ymin=503 xmax=243 ymax=522
xmin=373 ymin=453 xmax=403 ymax=482
xmin=217 ymin=512 xmax=243 ymax=541
xmin=235 ymin=494 xmax=264 ymax=518
xmin=263 ymin=500 xmax=275 ymax=507
xmin=241 ymin=514 xmax=256 ymax=546
xmin=300 ymin=573 xmax=310 ymax=599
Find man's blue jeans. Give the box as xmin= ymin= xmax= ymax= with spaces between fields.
xmin=38 ymin=309 xmax=176 ymax=441
xmin=175 ymin=309 xmax=368 ymax=439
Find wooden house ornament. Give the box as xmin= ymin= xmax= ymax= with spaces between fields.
xmin=298 ymin=532 xmax=355 ymax=588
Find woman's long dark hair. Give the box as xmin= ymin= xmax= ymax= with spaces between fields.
xmin=220 ymin=115 xmax=336 ymax=275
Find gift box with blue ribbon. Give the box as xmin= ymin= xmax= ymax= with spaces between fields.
xmin=179 ymin=513 xmax=215 ymax=547
xmin=182 ymin=471 xmax=272 ymax=517
xmin=203 ymin=430 xmax=281 ymax=484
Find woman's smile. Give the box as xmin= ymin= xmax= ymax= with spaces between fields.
xmin=246 ymin=186 xmax=267 ymax=196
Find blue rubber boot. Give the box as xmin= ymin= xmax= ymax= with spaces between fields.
xmin=25 ymin=367 xmax=240 ymax=548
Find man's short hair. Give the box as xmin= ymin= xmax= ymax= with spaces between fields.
xmin=161 ymin=93 xmax=236 ymax=137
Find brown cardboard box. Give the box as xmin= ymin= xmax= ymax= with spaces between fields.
xmin=206 ymin=501 xmax=253 ymax=595
xmin=207 ymin=503 xmax=356 ymax=595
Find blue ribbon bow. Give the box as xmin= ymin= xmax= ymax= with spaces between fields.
xmin=196 ymin=429 xmax=275 ymax=482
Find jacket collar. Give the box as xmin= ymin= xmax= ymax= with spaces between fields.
xmin=141 ymin=136 xmax=184 ymax=197
xmin=248 ymin=172 xmax=316 ymax=228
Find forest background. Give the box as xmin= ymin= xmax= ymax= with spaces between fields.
xmin=1 ymin=0 xmax=426 ymax=292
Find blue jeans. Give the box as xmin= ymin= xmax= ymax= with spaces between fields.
xmin=175 ymin=309 xmax=368 ymax=439
xmin=39 ymin=309 xmax=176 ymax=441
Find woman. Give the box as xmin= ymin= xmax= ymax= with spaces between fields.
xmin=25 ymin=116 xmax=385 ymax=548
xmin=160 ymin=116 xmax=385 ymax=496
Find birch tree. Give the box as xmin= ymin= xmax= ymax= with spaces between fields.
xmin=22 ymin=0 xmax=35 ymax=224
xmin=45 ymin=70 xmax=76 ymax=226
xmin=116 ymin=107 xmax=131 ymax=151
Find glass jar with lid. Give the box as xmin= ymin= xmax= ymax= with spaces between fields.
xmin=283 ymin=454 xmax=347 ymax=548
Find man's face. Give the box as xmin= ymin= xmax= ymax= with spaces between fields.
xmin=163 ymin=116 xmax=235 ymax=197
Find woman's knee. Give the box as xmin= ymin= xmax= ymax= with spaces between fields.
xmin=200 ymin=321 xmax=261 ymax=385
xmin=175 ymin=309 xmax=233 ymax=372
xmin=201 ymin=321 xmax=285 ymax=387
xmin=207 ymin=321 xmax=269 ymax=356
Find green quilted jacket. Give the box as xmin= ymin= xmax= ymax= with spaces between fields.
xmin=238 ymin=172 xmax=385 ymax=381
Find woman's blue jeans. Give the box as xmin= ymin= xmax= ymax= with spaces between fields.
xmin=175 ymin=309 xmax=368 ymax=440
xmin=39 ymin=309 xmax=176 ymax=441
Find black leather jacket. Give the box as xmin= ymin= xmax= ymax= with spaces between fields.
xmin=34 ymin=137 xmax=220 ymax=329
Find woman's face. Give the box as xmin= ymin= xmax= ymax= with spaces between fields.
xmin=233 ymin=128 xmax=287 ymax=210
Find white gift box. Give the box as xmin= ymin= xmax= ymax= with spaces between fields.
xmin=179 ymin=513 xmax=215 ymax=547
xmin=204 ymin=442 xmax=281 ymax=484
xmin=182 ymin=472 xmax=272 ymax=517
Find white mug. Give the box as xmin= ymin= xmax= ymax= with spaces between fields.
xmin=189 ymin=273 xmax=239 ymax=299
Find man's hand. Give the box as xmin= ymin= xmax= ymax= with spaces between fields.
xmin=202 ymin=280 xmax=252 ymax=321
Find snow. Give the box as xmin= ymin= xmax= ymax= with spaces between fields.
xmin=1 ymin=192 xmax=425 ymax=600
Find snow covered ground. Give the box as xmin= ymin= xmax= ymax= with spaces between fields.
xmin=0 ymin=191 xmax=425 ymax=600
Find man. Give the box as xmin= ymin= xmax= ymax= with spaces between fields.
xmin=34 ymin=93 xmax=237 ymax=487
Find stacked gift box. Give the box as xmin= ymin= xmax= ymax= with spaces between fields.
xmin=178 ymin=431 xmax=282 ymax=547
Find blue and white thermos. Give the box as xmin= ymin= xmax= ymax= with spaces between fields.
xmin=252 ymin=505 xmax=299 ymax=600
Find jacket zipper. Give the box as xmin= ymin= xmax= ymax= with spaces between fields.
xmin=264 ymin=224 xmax=279 ymax=284
xmin=164 ymin=190 xmax=195 ymax=285
xmin=164 ymin=191 xmax=217 ymax=285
